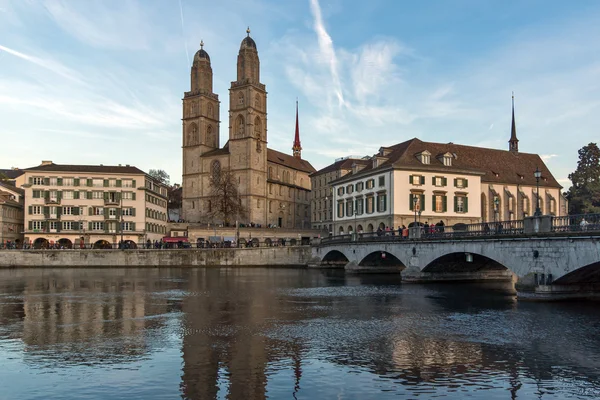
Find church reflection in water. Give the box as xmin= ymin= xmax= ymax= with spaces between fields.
xmin=0 ymin=268 xmax=598 ymax=399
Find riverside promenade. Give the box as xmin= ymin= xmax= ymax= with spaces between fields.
xmin=0 ymin=246 xmax=313 ymax=268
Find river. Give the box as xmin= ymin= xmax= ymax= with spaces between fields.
xmin=0 ymin=268 xmax=599 ymax=399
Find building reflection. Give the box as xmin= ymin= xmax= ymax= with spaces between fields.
xmin=0 ymin=269 xmax=178 ymax=365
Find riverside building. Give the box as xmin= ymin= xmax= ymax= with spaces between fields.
xmin=16 ymin=162 xmax=168 ymax=249
xmin=0 ymin=181 xmax=25 ymax=246
xmin=327 ymin=98 xmax=567 ymax=234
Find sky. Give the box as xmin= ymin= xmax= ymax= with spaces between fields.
xmin=1 ymin=0 xmax=600 ymax=189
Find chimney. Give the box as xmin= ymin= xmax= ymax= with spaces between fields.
xmin=41 ymin=160 xmax=53 ymax=166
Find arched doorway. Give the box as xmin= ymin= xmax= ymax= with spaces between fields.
xmin=57 ymin=238 xmax=73 ymax=249
xmin=264 ymin=238 xmax=272 ymax=247
xmin=379 ymin=222 xmax=386 ymax=230
xmin=93 ymin=240 xmax=112 ymax=249
xmin=339 ymin=226 xmax=344 ymax=235
xmin=33 ymin=238 xmax=49 ymax=249
xmin=348 ymin=225 xmax=353 ymax=233
xmin=367 ymin=224 xmax=374 ymax=233
xmin=357 ymin=224 xmax=363 ymax=233
xmin=123 ymin=240 xmax=137 ymax=249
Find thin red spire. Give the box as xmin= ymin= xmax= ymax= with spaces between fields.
xmin=292 ymin=99 xmax=302 ymax=158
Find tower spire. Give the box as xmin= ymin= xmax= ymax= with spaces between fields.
xmin=292 ymin=99 xmax=302 ymax=158
xmin=509 ymin=91 xmax=519 ymax=153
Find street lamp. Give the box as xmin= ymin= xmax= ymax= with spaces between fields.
xmin=413 ymin=195 xmax=418 ymax=227
xmin=534 ymin=167 xmax=542 ymax=216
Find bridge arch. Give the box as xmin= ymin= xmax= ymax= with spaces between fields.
xmin=359 ymin=251 xmax=406 ymax=270
xmin=553 ymin=261 xmax=600 ymax=285
xmin=322 ymin=250 xmax=349 ymax=267
xmin=423 ymin=252 xmax=513 ymax=275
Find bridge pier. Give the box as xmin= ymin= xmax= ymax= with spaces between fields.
xmin=402 ymin=266 xmax=514 ymax=283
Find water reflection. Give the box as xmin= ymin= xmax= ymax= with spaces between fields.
xmin=0 ymin=268 xmax=600 ymax=399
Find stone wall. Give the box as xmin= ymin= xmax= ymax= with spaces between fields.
xmin=0 ymin=246 xmax=312 ymax=268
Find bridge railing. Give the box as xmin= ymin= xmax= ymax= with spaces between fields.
xmin=552 ymin=213 xmax=600 ymax=233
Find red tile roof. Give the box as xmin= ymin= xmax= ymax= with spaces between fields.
xmin=310 ymin=157 xmax=371 ymax=177
xmin=333 ymin=138 xmax=562 ymax=188
xmin=267 ymin=148 xmax=316 ymax=174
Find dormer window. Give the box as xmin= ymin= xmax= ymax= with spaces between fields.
xmin=437 ymin=152 xmax=453 ymax=166
xmin=417 ymin=150 xmax=431 ymax=165
xmin=443 ymin=155 xmax=452 ymax=166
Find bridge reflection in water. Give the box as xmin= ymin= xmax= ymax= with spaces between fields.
xmin=1 ymin=269 xmax=600 ymax=399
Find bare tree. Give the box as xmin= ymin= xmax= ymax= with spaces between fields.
xmin=205 ymin=164 xmax=245 ymax=225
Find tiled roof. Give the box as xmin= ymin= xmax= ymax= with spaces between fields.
xmin=310 ymin=157 xmax=371 ymax=177
xmin=0 ymin=181 xmax=24 ymax=195
xmin=0 ymin=168 xmax=24 ymax=179
xmin=202 ymin=141 xmax=231 ymax=157
xmin=333 ymin=138 xmax=562 ymax=188
xmin=24 ymin=163 xmax=147 ymax=175
xmin=267 ymin=148 xmax=316 ymax=174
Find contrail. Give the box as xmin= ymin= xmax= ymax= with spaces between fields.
xmin=178 ymin=0 xmax=190 ymax=65
xmin=309 ymin=0 xmax=344 ymax=107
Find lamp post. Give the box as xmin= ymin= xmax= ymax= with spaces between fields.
xmin=534 ymin=167 xmax=542 ymax=216
xmin=413 ymin=195 xmax=418 ymax=227
xmin=120 ymin=195 xmax=124 ymax=250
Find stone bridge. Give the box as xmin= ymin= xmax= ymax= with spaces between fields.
xmin=311 ymin=234 xmax=600 ymax=300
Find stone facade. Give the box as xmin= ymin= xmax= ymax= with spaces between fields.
xmin=182 ymin=31 xmax=315 ymax=229
xmin=0 ymin=182 xmax=24 ymax=246
xmin=15 ymin=162 xmax=168 ymax=249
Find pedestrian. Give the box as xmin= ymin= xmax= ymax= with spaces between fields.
xmin=580 ymin=217 xmax=589 ymax=231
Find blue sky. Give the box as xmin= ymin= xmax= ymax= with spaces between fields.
xmin=1 ymin=0 xmax=600 ymax=188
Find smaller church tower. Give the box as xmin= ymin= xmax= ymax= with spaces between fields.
xmin=509 ymin=92 xmax=519 ymax=153
xmin=292 ymin=100 xmax=302 ymax=158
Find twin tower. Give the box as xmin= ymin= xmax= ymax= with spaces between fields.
xmin=182 ymin=28 xmax=268 ymax=159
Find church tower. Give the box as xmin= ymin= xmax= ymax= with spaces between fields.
xmin=228 ymin=28 xmax=268 ymax=223
xmin=182 ymin=41 xmax=221 ymax=221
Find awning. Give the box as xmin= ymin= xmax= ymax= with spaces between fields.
xmin=162 ymin=236 xmax=189 ymax=243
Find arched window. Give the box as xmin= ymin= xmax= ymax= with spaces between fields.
xmin=236 ymin=115 xmax=245 ymax=138
xmin=188 ymin=123 xmax=198 ymax=145
xmin=254 ymin=116 xmax=262 ymax=140
xmin=268 ymin=167 xmax=273 ymax=179
xmin=211 ymin=160 xmax=221 ymax=181
xmin=254 ymin=94 xmax=260 ymax=109
xmin=238 ymin=93 xmax=244 ymax=106
xmin=191 ymin=102 xmax=198 ymax=115
xmin=206 ymin=125 xmax=213 ymax=145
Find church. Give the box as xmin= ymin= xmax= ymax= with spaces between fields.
xmin=181 ymin=29 xmax=315 ymax=228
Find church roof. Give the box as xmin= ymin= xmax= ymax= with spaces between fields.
xmin=267 ymin=148 xmax=315 ymax=174
xmin=332 ymin=138 xmax=562 ymax=188
xmin=201 ymin=141 xmax=230 ymax=157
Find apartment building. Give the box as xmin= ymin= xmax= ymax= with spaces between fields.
xmin=15 ymin=162 xmax=168 ymax=249
xmin=0 ymin=181 xmax=25 ymax=246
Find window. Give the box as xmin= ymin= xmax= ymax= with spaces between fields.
xmin=49 ymin=221 xmax=58 ymax=231
xmin=63 ymin=178 xmax=74 ymax=186
xmin=346 ymin=200 xmax=353 ymax=216
xmin=455 ymin=178 xmax=468 ymax=188
xmin=32 ymin=177 xmax=44 ymax=185
xmin=93 ymin=179 xmax=103 ymax=187
xmin=122 ymin=180 xmax=133 ymax=188
xmin=32 ymin=190 xmax=41 ymax=198
xmin=269 ymin=184 xmax=273 ymax=194
xmin=62 ymin=221 xmax=74 ymax=230
xmin=257 ymin=199 xmax=261 ymax=209
xmin=108 ymin=208 xmax=118 ymax=218
xmin=337 ymin=187 xmax=345 ymax=196
xmin=63 ymin=191 xmax=74 ymax=200
xmin=109 ymin=179 xmax=117 ymax=187
xmin=433 ymin=194 xmax=447 ymax=212
xmin=409 ymin=175 xmax=425 ymax=185
xmin=378 ymin=176 xmax=385 ymax=187
xmin=418 ymin=152 xmax=431 ymax=164
xmin=92 ymin=191 xmax=103 ymax=199
xmin=32 ymin=221 xmax=44 ymax=230
xmin=49 ymin=177 xmax=57 ymax=186
xmin=337 ymin=201 xmax=344 ymax=218
xmin=122 ymin=222 xmax=133 ymax=231
xmin=63 ymin=207 xmax=73 ymax=215
xmin=31 ymin=206 xmax=43 ymax=215
xmin=433 ymin=176 xmax=447 ymax=187
xmin=356 ymin=198 xmax=364 ymax=215
xmin=269 ymin=201 xmax=272 ymax=213
xmin=443 ymin=155 xmax=452 ymax=166
xmin=93 ymin=207 xmax=104 ymax=216
xmin=356 ymin=182 xmax=364 ymax=192
xmin=454 ymin=196 xmax=468 ymax=213
xmin=366 ymin=196 xmax=375 ymax=214
xmin=122 ymin=191 xmax=133 ymax=200
xmin=366 ymin=179 xmax=375 ymax=189
xmin=346 ymin=185 xmax=353 ymax=194
xmin=377 ymin=193 xmax=387 ymax=212
xmin=92 ymin=221 xmax=104 ymax=231
xmin=409 ymin=193 xmax=425 ymax=212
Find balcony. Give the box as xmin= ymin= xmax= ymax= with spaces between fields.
xmin=104 ymin=197 xmax=120 ymax=205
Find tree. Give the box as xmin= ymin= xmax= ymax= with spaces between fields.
xmin=205 ymin=166 xmax=245 ymax=225
xmin=566 ymin=143 xmax=600 ymax=214
xmin=0 ymin=172 xmax=9 ymax=182
xmin=148 ymin=169 xmax=170 ymax=185
xmin=167 ymin=184 xmax=182 ymax=215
